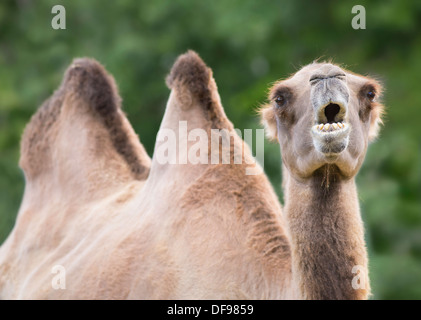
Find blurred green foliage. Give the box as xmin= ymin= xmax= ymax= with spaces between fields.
xmin=0 ymin=0 xmax=420 ymax=299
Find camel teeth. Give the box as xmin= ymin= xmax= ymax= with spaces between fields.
xmin=315 ymin=122 xmax=348 ymax=132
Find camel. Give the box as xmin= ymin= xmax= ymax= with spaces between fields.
xmin=0 ymin=51 xmax=383 ymax=299
xmin=260 ymin=62 xmax=384 ymax=299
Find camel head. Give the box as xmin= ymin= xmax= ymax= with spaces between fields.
xmin=261 ymin=62 xmax=384 ymax=180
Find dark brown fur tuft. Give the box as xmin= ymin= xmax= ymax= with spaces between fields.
xmin=165 ymin=51 xmax=231 ymax=130
xmin=64 ymin=58 xmax=121 ymax=116
xmin=166 ymin=50 xmax=212 ymax=106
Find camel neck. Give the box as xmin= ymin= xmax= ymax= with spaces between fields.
xmin=284 ymin=165 xmax=369 ymax=299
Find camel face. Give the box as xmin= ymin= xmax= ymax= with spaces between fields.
xmin=261 ymin=62 xmax=384 ymax=179
xmin=309 ymin=64 xmax=350 ymax=155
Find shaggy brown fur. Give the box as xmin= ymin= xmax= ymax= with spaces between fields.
xmin=166 ymin=50 xmax=212 ymax=106
xmin=20 ymin=92 xmax=63 ymax=179
xmin=166 ymin=50 xmax=232 ymax=130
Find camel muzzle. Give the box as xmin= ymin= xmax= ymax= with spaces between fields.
xmin=308 ymin=68 xmax=352 ymax=155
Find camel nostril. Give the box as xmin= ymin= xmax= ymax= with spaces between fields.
xmin=324 ymin=103 xmax=340 ymax=123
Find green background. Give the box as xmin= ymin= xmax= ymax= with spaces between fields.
xmin=0 ymin=0 xmax=420 ymax=299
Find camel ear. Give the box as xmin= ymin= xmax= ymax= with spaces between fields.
xmin=260 ymin=105 xmax=278 ymax=141
xmin=368 ymin=103 xmax=384 ymax=142
xmin=367 ymin=82 xmax=385 ymax=142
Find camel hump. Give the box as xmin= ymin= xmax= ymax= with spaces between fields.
xmin=165 ymin=50 xmax=232 ymax=130
xmin=63 ymin=57 xmax=121 ymax=115
xmin=20 ymin=58 xmax=151 ymax=182
xmin=63 ymin=58 xmax=151 ymax=180
xmin=166 ymin=50 xmax=211 ymax=105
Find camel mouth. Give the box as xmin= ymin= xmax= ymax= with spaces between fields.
xmin=311 ymin=100 xmax=350 ymax=155
xmin=311 ymin=122 xmax=351 ymax=155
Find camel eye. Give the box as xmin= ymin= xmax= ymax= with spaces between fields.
xmin=275 ymin=95 xmax=286 ymax=107
xmin=367 ymin=91 xmax=375 ymax=101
